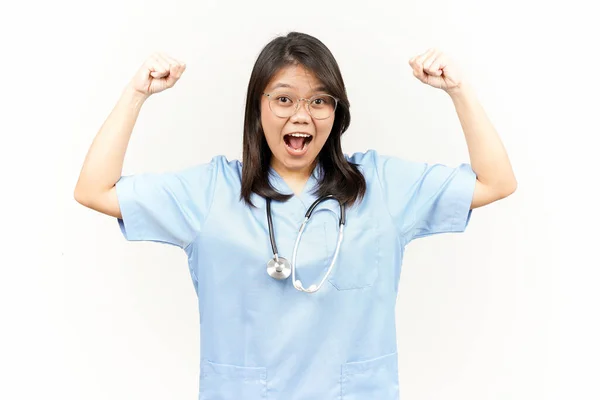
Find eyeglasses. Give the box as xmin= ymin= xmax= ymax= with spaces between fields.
xmin=263 ymin=92 xmax=338 ymax=120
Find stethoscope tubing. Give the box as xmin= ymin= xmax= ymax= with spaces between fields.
xmin=266 ymin=195 xmax=346 ymax=293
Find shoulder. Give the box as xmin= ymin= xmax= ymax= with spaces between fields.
xmin=182 ymin=155 xmax=242 ymax=180
xmin=160 ymin=155 xmax=242 ymax=201
xmin=344 ymin=149 xmax=408 ymax=174
xmin=345 ymin=149 xmax=378 ymax=165
xmin=345 ymin=149 xmax=421 ymax=168
xmin=345 ymin=149 xmax=406 ymax=167
xmin=344 ymin=149 xmax=429 ymax=185
xmin=343 ymin=150 xmax=386 ymax=189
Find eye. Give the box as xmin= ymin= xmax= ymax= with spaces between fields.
xmin=277 ymin=96 xmax=293 ymax=104
xmin=311 ymin=96 xmax=331 ymax=106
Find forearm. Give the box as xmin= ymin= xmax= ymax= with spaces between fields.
xmin=448 ymin=83 xmax=517 ymax=193
xmin=74 ymin=86 xmax=148 ymax=203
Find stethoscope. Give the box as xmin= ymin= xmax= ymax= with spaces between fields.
xmin=266 ymin=195 xmax=346 ymax=293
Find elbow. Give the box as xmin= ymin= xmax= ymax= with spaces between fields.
xmin=74 ymin=182 xmax=97 ymax=208
xmin=73 ymin=185 xmax=89 ymax=207
xmin=498 ymin=178 xmax=518 ymax=199
xmin=510 ymin=179 xmax=518 ymax=194
xmin=480 ymin=176 xmax=517 ymax=201
xmin=73 ymin=183 xmax=120 ymax=218
xmin=507 ymin=176 xmax=518 ymax=194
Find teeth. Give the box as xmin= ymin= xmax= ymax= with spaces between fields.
xmin=289 ymin=133 xmax=311 ymax=138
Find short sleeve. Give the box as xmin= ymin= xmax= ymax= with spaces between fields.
xmin=115 ymin=157 xmax=220 ymax=248
xmin=373 ymin=151 xmax=477 ymax=243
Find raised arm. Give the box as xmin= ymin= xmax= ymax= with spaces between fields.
xmin=408 ymin=48 xmax=517 ymax=209
xmin=74 ymin=53 xmax=186 ymax=218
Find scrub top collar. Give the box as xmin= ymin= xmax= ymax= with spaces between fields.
xmin=266 ymin=162 xmax=341 ymax=218
xmin=269 ymin=162 xmax=321 ymax=191
xmin=249 ymin=161 xmax=340 ymax=217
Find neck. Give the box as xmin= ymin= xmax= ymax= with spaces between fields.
xmin=271 ymin=159 xmax=317 ymax=195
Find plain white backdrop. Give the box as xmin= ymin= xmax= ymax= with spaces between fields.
xmin=1 ymin=0 xmax=598 ymax=399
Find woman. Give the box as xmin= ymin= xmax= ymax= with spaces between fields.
xmin=75 ymin=32 xmax=516 ymax=400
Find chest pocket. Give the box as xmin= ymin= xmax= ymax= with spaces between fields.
xmin=273 ymin=199 xmax=380 ymax=291
xmin=323 ymin=207 xmax=380 ymax=291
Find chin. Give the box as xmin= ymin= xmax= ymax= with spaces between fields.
xmin=284 ymin=158 xmax=314 ymax=170
xmin=277 ymin=152 xmax=318 ymax=172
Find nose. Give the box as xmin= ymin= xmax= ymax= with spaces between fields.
xmin=290 ymin=99 xmax=312 ymax=123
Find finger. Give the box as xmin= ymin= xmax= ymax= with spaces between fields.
xmin=148 ymin=53 xmax=171 ymax=78
xmin=410 ymin=49 xmax=434 ymax=80
xmin=153 ymin=52 xmax=173 ymax=65
xmin=154 ymin=53 xmax=185 ymax=83
xmin=409 ymin=54 xmax=425 ymax=78
xmin=148 ymin=65 xmax=169 ymax=79
xmin=423 ymin=50 xmax=443 ymax=75
xmin=428 ymin=75 xmax=444 ymax=90
xmin=162 ymin=53 xmax=182 ymax=66
xmin=428 ymin=57 xmax=446 ymax=77
xmin=166 ymin=66 xmax=185 ymax=87
xmin=412 ymin=56 xmax=429 ymax=82
xmin=421 ymin=48 xmax=437 ymax=64
xmin=172 ymin=63 xmax=186 ymax=80
xmin=415 ymin=48 xmax=435 ymax=66
xmin=434 ymin=54 xmax=449 ymax=72
xmin=408 ymin=53 xmax=422 ymax=68
xmin=409 ymin=48 xmax=432 ymax=65
xmin=163 ymin=54 xmax=186 ymax=79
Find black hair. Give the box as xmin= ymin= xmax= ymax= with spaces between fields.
xmin=240 ymin=32 xmax=366 ymax=207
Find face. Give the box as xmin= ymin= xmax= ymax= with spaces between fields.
xmin=260 ymin=64 xmax=335 ymax=177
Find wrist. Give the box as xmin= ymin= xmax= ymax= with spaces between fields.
xmin=446 ymin=81 xmax=476 ymax=101
xmin=122 ymin=84 xmax=150 ymax=105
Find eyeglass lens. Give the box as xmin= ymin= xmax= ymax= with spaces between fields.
xmin=268 ymin=93 xmax=336 ymax=119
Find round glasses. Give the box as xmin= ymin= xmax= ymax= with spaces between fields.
xmin=263 ymin=92 xmax=338 ymax=120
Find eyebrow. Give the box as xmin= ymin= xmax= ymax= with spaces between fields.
xmin=270 ymin=82 xmax=328 ymax=93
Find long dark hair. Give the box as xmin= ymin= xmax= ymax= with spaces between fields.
xmin=240 ymin=32 xmax=366 ymax=207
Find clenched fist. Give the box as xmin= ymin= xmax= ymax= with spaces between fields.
xmin=128 ymin=52 xmax=186 ymax=97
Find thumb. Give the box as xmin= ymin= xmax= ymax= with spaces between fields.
xmin=426 ymin=74 xmax=445 ymax=89
xmin=164 ymin=63 xmax=186 ymax=86
xmin=150 ymin=70 xmax=170 ymax=79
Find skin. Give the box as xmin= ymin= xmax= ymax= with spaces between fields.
xmin=74 ymin=49 xmax=517 ymax=220
xmin=260 ymin=64 xmax=335 ymax=195
xmin=408 ymin=48 xmax=517 ymax=208
xmin=73 ymin=53 xmax=186 ymax=219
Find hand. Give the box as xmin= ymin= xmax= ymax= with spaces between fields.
xmin=409 ymin=48 xmax=464 ymax=93
xmin=128 ymin=52 xmax=186 ymax=97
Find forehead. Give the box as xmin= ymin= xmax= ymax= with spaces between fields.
xmin=266 ymin=64 xmax=327 ymax=93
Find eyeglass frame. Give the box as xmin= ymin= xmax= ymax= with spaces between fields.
xmin=262 ymin=92 xmax=339 ymax=120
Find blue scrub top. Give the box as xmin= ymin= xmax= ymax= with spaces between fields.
xmin=116 ymin=149 xmax=476 ymax=400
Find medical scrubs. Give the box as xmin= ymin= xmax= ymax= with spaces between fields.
xmin=116 ymin=149 xmax=476 ymax=400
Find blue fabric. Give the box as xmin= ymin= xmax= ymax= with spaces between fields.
xmin=116 ymin=149 xmax=477 ymax=400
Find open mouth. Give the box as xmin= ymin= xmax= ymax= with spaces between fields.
xmin=284 ymin=133 xmax=313 ymax=153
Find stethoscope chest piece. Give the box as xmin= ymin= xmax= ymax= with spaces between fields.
xmin=267 ymin=256 xmax=291 ymax=280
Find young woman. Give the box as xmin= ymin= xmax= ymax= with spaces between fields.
xmin=75 ymin=32 xmax=516 ymax=400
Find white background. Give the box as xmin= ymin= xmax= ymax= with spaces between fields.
xmin=1 ymin=0 xmax=598 ymax=399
